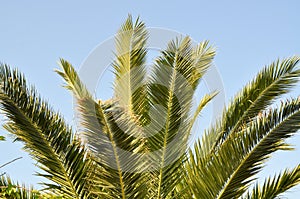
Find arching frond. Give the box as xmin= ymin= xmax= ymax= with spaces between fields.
xmin=57 ymin=60 xmax=149 ymax=199
xmin=0 ymin=64 xmax=94 ymax=198
xmin=210 ymin=56 xmax=300 ymax=154
xmin=188 ymin=91 xmax=218 ymax=136
xmin=186 ymin=98 xmax=300 ymax=199
xmin=243 ymin=165 xmax=300 ymax=199
xmin=56 ymin=59 xmax=91 ymax=98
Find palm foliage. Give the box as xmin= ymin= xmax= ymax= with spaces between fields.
xmin=1 ymin=15 xmax=300 ymax=199
xmin=0 ymin=175 xmax=59 ymax=199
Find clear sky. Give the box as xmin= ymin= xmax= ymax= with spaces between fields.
xmin=1 ymin=1 xmax=300 ymax=198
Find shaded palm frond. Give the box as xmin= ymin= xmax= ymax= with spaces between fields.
xmin=0 ymin=64 xmax=94 ymax=198
xmin=79 ymin=98 xmax=149 ymax=198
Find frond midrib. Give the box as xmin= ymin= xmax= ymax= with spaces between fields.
xmin=156 ymin=51 xmax=179 ymax=199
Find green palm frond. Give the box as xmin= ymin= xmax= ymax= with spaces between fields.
xmin=1 ymin=15 xmax=300 ymax=199
xmin=79 ymin=98 xmax=149 ymax=198
xmin=146 ymin=36 xmax=210 ymax=198
xmin=243 ymin=164 xmax=300 ymax=199
xmin=191 ymin=40 xmax=216 ymax=89
xmin=56 ymin=59 xmax=91 ymax=98
xmin=187 ymin=98 xmax=300 ymax=199
xmin=216 ymin=99 xmax=300 ymax=199
xmin=210 ymin=57 xmax=300 ymax=154
xmin=57 ymin=60 xmax=149 ymax=199
xmin=0 ymin=64 xmax=94 ymax=198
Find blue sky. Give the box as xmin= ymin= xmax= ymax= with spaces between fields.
xmin=1 ymin=1 xmax=300 ymax=198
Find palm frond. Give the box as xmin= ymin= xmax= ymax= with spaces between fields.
xmin=243 ymin=164 xmax=300 ymax=199
xmin=210 ymin=56 xmax=300 ymax=153
xmin=113 ymin=15 xmax=148 ymax=119
xmin=143 ymin=36 xmax=215 ymax=198
xmin=0 ymin=175 xmax=59 ymax=199
xmin=0 ymin=64 xmax=94 ymax=198
xmin=56 ymin=59 xmax=91 ymax=98
xmin=57 ymin=60 xmax=149 ymax=199
xmin=190 ymin=40 xmax=216 ymax=89
xmin=186 ymin=98 xmax=300 ymax=199
xmin=146 ymin=37 xmax=195 ymax=198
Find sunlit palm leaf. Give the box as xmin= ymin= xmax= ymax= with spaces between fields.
xmin=113 ymin=15 xmax=148 ymax=119
xmin=57 ymin=60 xmax=149 ymax=199
xmin=147 ymin=36 xmax=215 ymax=198
xmin=0 ymin=175 xmax=53 ymax=199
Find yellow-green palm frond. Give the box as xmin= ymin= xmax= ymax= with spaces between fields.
xmin=0 ymin=175 xmax=38 ymax=199
xmin=113 ymin=15 xmax=148 ymax=119
xmin=0 ymin=175 xmax=57 ymax=199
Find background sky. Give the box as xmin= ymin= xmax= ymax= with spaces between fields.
xmin=1 ymin=1 xmax=300 ymax=198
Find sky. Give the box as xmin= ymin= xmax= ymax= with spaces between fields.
xmin=0 ymin=0 xmax=300 ymax=198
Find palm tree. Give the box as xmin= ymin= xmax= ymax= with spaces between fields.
xmin=1 ymin=15 xmax=300 ymax=199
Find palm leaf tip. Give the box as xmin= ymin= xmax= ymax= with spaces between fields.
xmin=113 ymin=15 xmax=149 ymax=119
xmin=55 ymin=58 xmax=91 ymax=98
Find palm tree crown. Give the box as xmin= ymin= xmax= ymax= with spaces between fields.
xmin=1 ymin=15 xmax=300 ymax=199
